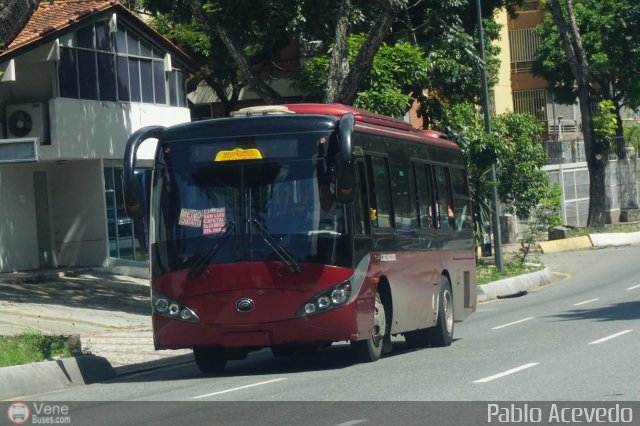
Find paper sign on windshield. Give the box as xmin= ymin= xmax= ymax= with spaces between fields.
xmin=203 ymin=208 xmax=226 ymax=234
xmin=178 ymin=209 xmax=203 ymax=227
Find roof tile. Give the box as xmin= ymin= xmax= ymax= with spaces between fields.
xmin=7 ymin=0 xmax=117 ymax=52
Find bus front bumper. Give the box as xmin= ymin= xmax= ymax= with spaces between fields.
xmin=153 ymin=297 xmax=374 ymax=350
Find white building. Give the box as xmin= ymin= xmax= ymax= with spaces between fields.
xmin=0 ymin=0 xmax=194 ymax=274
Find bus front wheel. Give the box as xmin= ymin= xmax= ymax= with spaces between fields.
xmin=193 ymin=347 xmax=227 ymax=374
xmin=351 ymin=291 xmax=386 ymax=363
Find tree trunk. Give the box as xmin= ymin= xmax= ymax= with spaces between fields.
xmin=324 ymin=0 xmax=352 ymax=103
xmin=0 ymin=0 xmax=40 ymax=48
xmin=327 ymin=0 xmax=406 ymax=105
xmin=186 ymin=0 xmax=285 ymax=105
xmin=549 ymin=0 xmax=606 ymax=227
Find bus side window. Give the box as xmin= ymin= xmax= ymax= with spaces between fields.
xmin=353 ymin=160 xmax=370 ymax=235
xmin=433 ymin=165 xmax=454 ymax=229
xmin=413 ymin=163 xmax=435 ymax=229
xmin=367 ymin=155 xmax=394 ymax=228
xmin=450 ymin=168 xmax=472 ymax=230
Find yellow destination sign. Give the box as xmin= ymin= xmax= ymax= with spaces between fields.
xmin=214 ymin=148 xmax=263 ymax=161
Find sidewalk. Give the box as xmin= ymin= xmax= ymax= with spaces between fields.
xmin=0 ymin=268 xmax=191 ymax=400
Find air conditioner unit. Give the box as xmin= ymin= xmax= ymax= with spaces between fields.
xmin=5 ymin=103 xmax=49 ymax=143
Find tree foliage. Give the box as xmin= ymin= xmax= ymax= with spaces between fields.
xmin=533 ymin=0 xmax=640 ymax=141
xmin=440 ymin=103 xmax=553 ymax=241
xmin=295 ymin=35 xmax=428 ymax=118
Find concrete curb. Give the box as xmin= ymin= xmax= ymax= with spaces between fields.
xmin=477 ymin=267 xmax=554 ymax=303
xmin=0 ymin=355 xmax=116 ymax=400
xmin=539 ymin=236 xmax=592 ymax=254
xmin=589 ymin=231 xmax=640 ymax=247
xmin=539 ymin=231 xmax=640 ymax=254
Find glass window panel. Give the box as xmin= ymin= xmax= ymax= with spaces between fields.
xmin=140 ymin=59 xmax=154 ymax=103
xmin=434 ymin=165 xmax=453 ymax=229
xmin=76 ymin=25 xmax=94 ymax=49
xmin=140 ymin=41 xmax=152 ymax=58
xmin=127 ymin=31 xmax=140 ymax=55
xmin=128 ymin=58 xmax=141 ymax=102
xmin=103 ymin=167 xmax=114 ymax=190
xmin=168 ymin=70 xmax=177 ymax=106
xmin=77 ymin=49 xmax=98 ymax=100
xmin=414 ymin=163 xmax=434 ymax=229
xmin=97 ymin=52 xmax=117 ymax=101
xmin=370 ymin=156 xmax=393 ymax=228
xmin=153 ymin=60 xmax=166 ymax=104
xmin=95 ymin=21 xmax=111 ymax=51
xmin=176 ymin=70 xmax=186 ymax=107
xmin=353 ymin=162 xmax=369 ymax=235
xmin=450 ymin=168 xmax=471 ymax=230
xmin=391 ymin=161 xmax=412 ymax=231
xmin=114 ymin=26 xmax=126 ymax=53
xmin=58 ymin=47 xmax=78 ymax=98
xmin=116 ymin=56 xmax=130 ymax=102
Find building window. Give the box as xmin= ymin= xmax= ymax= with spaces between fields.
xmin=509 ymin=28 xmax=541 ymax=74
xmin=513 ymin=89 xmax=547 ymax=121
xmin=104 ymin=167 xmax=150 ymax=261
xmin=57 ymin=20 xmax=187 ymax=107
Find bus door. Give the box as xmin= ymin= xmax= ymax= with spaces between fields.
xmin=352 ymin=158 xmax=373 ymax=264
xmin=364 ymin=154 xmax=396 ymax=252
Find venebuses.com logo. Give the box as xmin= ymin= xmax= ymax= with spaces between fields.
xmin=6 ymin=402 xmax=71 ymax=424
xmin=7 ymin=402 xmax=30 ymax=424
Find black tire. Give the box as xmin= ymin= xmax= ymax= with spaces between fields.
xmin=193 ymin=347 xmax=227 ymax=374
xmin=426 ymin=276 xmax=454 ymax=347
xmin=351 ymin=291 xmax=386 ymax=363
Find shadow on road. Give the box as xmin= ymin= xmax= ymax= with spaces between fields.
xmin=550 ymin=301 xmax=640 ymax=322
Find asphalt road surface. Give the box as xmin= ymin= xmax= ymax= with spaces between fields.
xmin=21 ymin=246 xmax=640 ymax=424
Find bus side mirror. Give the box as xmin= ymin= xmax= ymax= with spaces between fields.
xmin=123 ymin=125 xmax=165 ymax=219
xmin=335 ymin=113 xmax=355 ymax=203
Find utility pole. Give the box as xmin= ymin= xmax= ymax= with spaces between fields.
xmin=475 ymin=0 xmax=503 ymax=272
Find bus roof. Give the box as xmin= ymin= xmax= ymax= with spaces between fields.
xmin=282 ymin=103 xmax=459 ymax=151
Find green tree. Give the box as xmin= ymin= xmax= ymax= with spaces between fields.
xmin=592 ymin=100 xmax=618 ymax=155
xmin=295 ymin=35 xmax=428 ymax=118
xmin=440 ymin=103 xmax=554 ymax=242
xmin=533 ymin=0 xmax=640 ymax=158
xmin=0 ymin=0 xmax=40 ymax=49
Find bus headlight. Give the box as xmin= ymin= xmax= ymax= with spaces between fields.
xmin=296 ymin=281 xmax=352 ymax=317
xmin=152 ymin=291 xmax=200 ymax=323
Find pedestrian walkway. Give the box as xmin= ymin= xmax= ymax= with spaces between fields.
xmin=0 ymin=268 xmax=189 ymax=368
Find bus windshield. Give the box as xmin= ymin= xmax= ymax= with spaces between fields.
xmin=151 ymin=136 xmax=352 ymax=276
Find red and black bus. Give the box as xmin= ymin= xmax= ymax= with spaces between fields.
xmin=122 ymin=103 xmax=476 ymax=373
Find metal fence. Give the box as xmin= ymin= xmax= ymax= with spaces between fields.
xmin=543 ymin=137 xmax=638 ymax=165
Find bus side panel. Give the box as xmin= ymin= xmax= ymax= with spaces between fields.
xmin=367 ymin=250 xmax=476 ymax=334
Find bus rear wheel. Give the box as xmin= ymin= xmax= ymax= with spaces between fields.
xmin=426 ymin=276 xmax=454 ymax=347
xmin=193 ymin=347 xmax=227 ymax=374
xmin=351 ymin=291 xmax=386 ymax=363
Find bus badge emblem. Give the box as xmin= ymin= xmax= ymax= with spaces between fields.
xmin=236 ymin=298 xmax=255 ymax=312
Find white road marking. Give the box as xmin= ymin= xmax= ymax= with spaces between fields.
xmin=193 ymin=378 xmax=286 ymax=399
xmin=588 ymin=330 xmax=632 ymax=345
xmin=333 ymin=421 xmax=368 ymax=426
xmin=573 ymin=298 xmax=599 ymax=306
xmin=474 ymin=363 xmax=539 ymax=383
xmin=627 ymin=284 xmax=640 ymax=291
xmin=491 ymin=317 xmax=535 ymax=330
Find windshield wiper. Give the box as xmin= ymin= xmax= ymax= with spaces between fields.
xmin=187 ymin=222 xmax=236 ymax=279
xmin=250 ymin=218 xmax=302 ymax=273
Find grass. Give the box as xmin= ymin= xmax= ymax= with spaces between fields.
xmin=0 ymin=330 xmax=82 ymax=368
xmin=476 ymin=255 xmax=544 ymax=285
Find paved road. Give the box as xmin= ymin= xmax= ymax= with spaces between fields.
xmin=19 ymin=246 xmax=640 ymax=421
